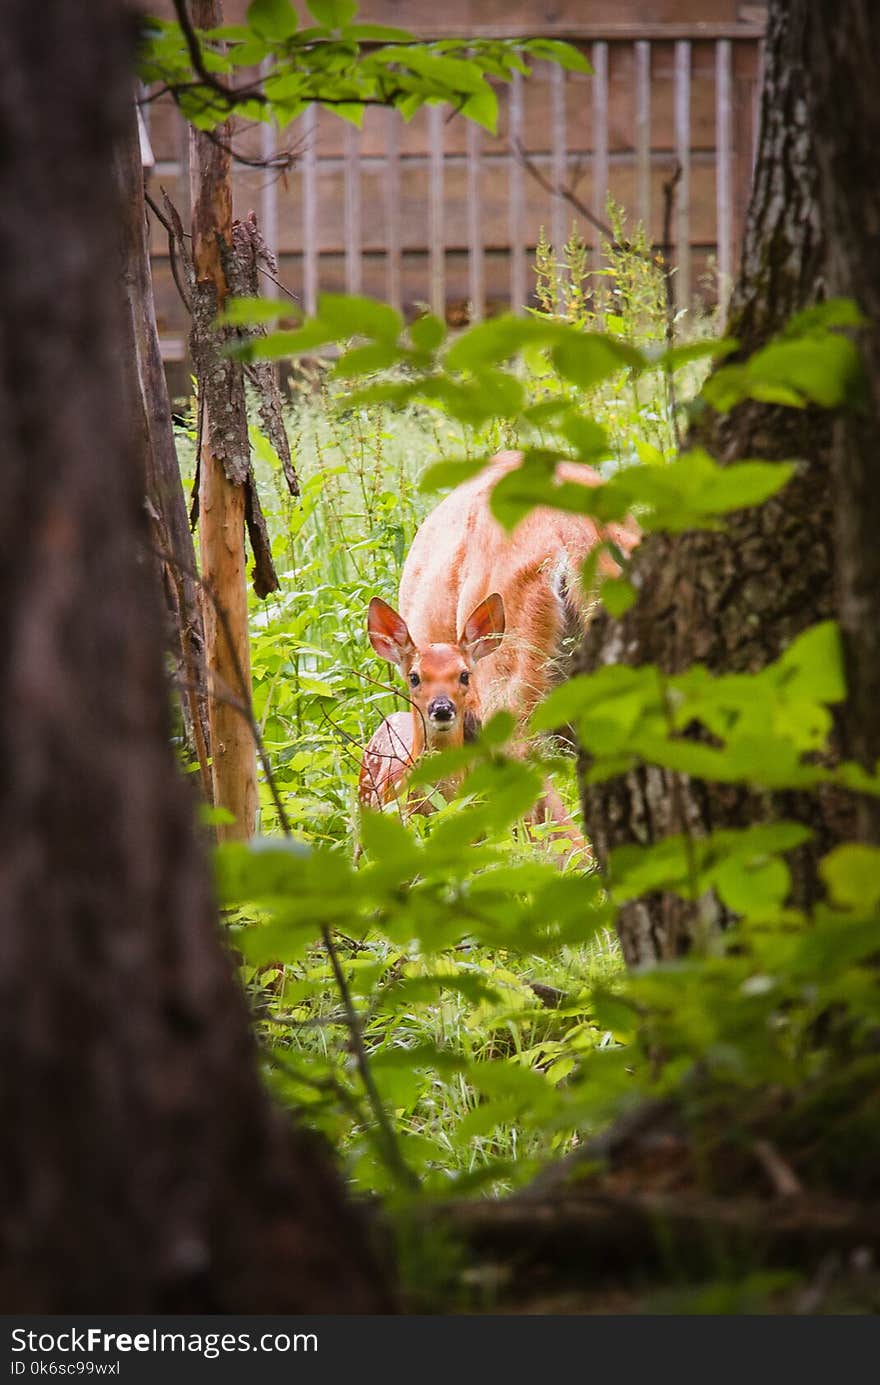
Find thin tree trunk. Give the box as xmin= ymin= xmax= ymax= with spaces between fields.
xmin=115 ymin=99 xmax=212 ymax=797
xmin=576 ymin=0 xmax=857 ymax=965
xmin=189 ymin=0 xmax=258 ymax=840
xmin=0 ymin=0 xmax=390 ymax=1312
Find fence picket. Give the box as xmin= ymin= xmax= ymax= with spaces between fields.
xmin=674 ymin=39 xmax=692 ymax=309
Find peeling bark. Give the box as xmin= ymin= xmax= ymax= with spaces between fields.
xmin=189 ymin=0 xmax=259 ymax=838
xmin=232 ymin=210 xmax=300 ymax=498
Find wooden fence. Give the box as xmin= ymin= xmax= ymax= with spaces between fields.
xmin=143 ymin=6 xmax=766 ymax=377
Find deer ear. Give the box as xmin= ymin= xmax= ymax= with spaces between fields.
xmin=459 ymin=592 xmax=505 ymax=662
xmin=368 ymin=598 xmax=415 ymax=669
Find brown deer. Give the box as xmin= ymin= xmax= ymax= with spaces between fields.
xmin=358 ymin=452 xmax=638 ymax=847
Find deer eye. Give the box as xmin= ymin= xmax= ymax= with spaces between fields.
xmin=409 ymin=672 xmax=421 ymax=688
xmin=459 ymin=671 xmax=470 ymax=686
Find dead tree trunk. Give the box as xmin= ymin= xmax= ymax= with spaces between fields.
xmin=188 ymin=0 xmax=259 ymax=840
xmin=576 ymin=0 xmax=861 ymax=965
xmin=0 ymin=0 xmax=390 ymax=1312
xmin=115 ymin=99 xmax=212 ymax=796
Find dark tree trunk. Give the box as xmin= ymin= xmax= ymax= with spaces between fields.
xmin=576 ymin=0 xmax=860 ymax=966
xmin=807 ymin=0 xmax=880 ymax=839
xmin=115 ymin=99 xmax=212 ymax=797
xmin=0 ymin=0 xmax=390 ymax=1312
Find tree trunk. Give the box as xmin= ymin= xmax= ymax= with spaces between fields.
xmin=0 ymin=0 xmax=390 ymax=1312
xmin=115 ymin=98 xmax=212 ymax=798
xmin=189 ymin=0 xmax=259 ymax=841
xmin=576 ymin=0 xmax=858 ymax=966
xmin=807 ymin=0 xmax=880 ymax=840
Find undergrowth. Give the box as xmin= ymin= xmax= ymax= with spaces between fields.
xmin=175 ymin=244 xmax=880 ymax=1311
xmin=176 ymin=224 xmax=704 ymax=1201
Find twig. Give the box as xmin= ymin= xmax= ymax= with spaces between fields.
xmin=145 ymin=188 xmax=192 ymax=313
xmin=170 ymin=0 xmax=267 ymax=110
xmin=753 ymin=1138 xmax=804 ymax=1200
xmin=656 ymin=667 xmax=704 ymax=946
xmin=258 ymin=265 xmax=300 ymax=304
xmin=661 ymin=162 xmax=683 ymax=450
xmin=513 ymin=138 xmax=623 ymax=249
xmin=189 ymin=383 xmax=205 ymax=531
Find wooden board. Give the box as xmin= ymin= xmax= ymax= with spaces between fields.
xmin=141 ymin=16 xmax=764 ymax=349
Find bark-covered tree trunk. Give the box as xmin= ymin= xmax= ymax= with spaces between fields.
xmin=189 ymin=0 xmax=259 ymax=841
xmin=0 ymin=0 xmax=390 ymax=1312
xmin=807 ymin=0 xmax=880 ymax=839
xmin=115 ymin=99 xmax=212 ymax=797
xmin=577 ymin=0 xmax=862 ymax=965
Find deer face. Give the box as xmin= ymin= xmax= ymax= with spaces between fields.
xmin=367 ymin=593 xmax=505 ymax=750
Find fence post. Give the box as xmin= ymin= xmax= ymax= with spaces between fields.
xmin=302 ymin=105 xmax=318 ymax=315
xmin=674 ymin=39 xmax=692 ymax=310
xmin=385 ymin=109 xmax=402 ymax=314
xmin=428 ymin=103 xmax=445 ymax=318
xmin=592 ymin=40 xmax=609 ymax=267
xmin=715 ymin=39 xmax=733 ymax=313
xmin=344 ymin=121 xmax=362 ymax=295
xmin=467 ymin=118 xmax=484 ymax=321
xmin=551 ymin=62 xmax=567 ymax=255
xmin=509 ymin=69 xmax=526 ymax=312
xmin=635 ymin=40 xmax=651 ymax=237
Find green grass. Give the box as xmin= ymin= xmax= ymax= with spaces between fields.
xmin=177 ymin=232 xmax=717 ymax=1199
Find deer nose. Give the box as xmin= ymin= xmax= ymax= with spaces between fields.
xmin=428 ymin=696 xmax=456 ymax=723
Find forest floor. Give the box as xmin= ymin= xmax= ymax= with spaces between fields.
xmin=414 ymin=1095 xmax=880 ymax=1314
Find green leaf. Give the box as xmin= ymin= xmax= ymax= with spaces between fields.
xmin=419 ymin=458 xmax=489 ymax=493
xmin=444 ymin=314 xmax=557 ymax=372
xmin=776 ymin=622 xmax=845 ymax=704
xmin=703 ymin=328 xmax=865 ymax=412
xmin=747 ymin=334 xmax=863 ymax=409
xmin=603 ymin=449 xmax=797 ymax=533
xmin=408 ymin=312 xmax=447 ymax=352
xmin=820 ymin=845 xmax=880 ymax=912
xmin=218 ymin=295 xmax=293 ymax=326
xmin=331 ymin=340 xmax=402 ymax=378
xmin=480 ymin=710 xmax=516 ymax=746
xmin=600 ymin=576 xmax=636 ymax=617
xmin=714 ymin=855 xmax=791 ymax=918
xmin=199 ymin=804 xmax=236 ymax=827
xmin=245 ymin=319 xmax=337 ymax=359
xmin=247 ymin=0 xmax=299 ymax=38
xmin=394 ymin=49 xmax=488 ymax=95
xmin=323 ymin=102 xmax=365 ymax=127
xmin=532 ymin=665 xmax=656 ymax=735
xmin=558 ymin=415 xmax=609 ymax=458
xmin=489 ymin=452 xmax=615 ymax=533
xmin=358 ymin=809 xmax=419 ymax=868
xmin=782 ymin=298 xmax=867 ymax=336
xmin=652 ymin=337 xmax=738 ymax=372
xmin=307 ymin=0 xmax=358 ymax=27
xmin=459 ymin=83 xmax=499 ymax=132
xmin=317 ymin=292 xmax=403 ymax=341
xmin=551 ymin=333 xmax=645 ymax=390
xmin=521 ymin=38 xmax=592 ymax=74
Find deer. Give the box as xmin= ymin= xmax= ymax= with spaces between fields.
xmin=358 ymin=451 xmax=639 ymax=848
xmin=359 ymin=592 xmax=505 ymax=814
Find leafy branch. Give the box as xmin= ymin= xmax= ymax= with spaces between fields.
xmin=139 ymin=0 xmax=590 ymax=138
